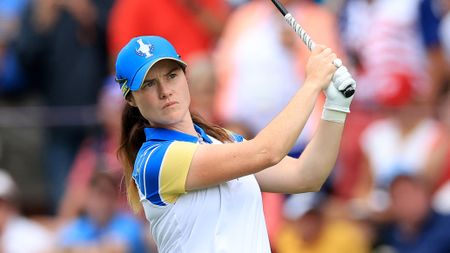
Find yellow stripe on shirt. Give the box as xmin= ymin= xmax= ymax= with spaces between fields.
xmin=160 ymin=141 xmax=198 ymax=204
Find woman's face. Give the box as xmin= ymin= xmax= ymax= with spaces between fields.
xmin=129 ymin=60 xmax=191 ymax=129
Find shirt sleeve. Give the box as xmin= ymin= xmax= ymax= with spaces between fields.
xmin=224 ymin=129 xmax=245 ymax=143
xmin=134 ymin=141 xmax=198 ymax=206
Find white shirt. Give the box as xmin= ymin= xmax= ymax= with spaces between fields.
xmin=134 ymin=126 xmax=271 ymax=253
xmin=143 ymin=174 xmax=270 ymax=253
xmin=360 ymin=117 xmax=441 ymax=187
xmin=2 ymin=216 xmax=54 ymax=253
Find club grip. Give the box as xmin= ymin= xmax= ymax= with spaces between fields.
xmin=283 ymin=13 xmax=354 ymax=98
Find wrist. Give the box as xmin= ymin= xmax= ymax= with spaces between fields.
xmin=302 ymin=79 xmax=323 ymax=95
xmin=321 ymin=109 xmax=347 ymax=124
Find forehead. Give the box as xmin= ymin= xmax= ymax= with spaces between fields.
xmin=145 ymin=60 xmax=181 ymax=79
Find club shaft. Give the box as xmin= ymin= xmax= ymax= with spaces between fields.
xmin=271 ymin=0 xmax=315 ymax=51
xmin=270 ymin=0 xmax=288 ymax=16
xmin=270 ymin=0 xmax=355 ymax=98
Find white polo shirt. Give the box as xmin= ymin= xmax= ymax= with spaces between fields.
xmin=133 ymin=125 xmax=271 ymax=253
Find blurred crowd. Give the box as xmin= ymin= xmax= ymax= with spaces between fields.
xmin=0 ymin=0 xmax=449 ymax=252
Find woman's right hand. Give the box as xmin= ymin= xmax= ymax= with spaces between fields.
xmin=304 ymin=45 xmax=337 ymax=91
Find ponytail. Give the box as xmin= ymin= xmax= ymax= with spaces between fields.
xmin=118 ymin=105 xmax=233 ymax=213
xmin=118 ymin=104 xmax=148 ymax=212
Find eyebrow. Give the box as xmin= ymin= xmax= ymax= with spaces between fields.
xmin=143 ymin=67 xmax=180 ymax=83
xmin=166 ymin=67 xmax=180 ymax=75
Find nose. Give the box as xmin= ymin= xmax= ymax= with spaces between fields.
xmin=158 ymin=81 xmax=173 ymax=99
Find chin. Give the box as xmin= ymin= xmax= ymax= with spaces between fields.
xmin=149 ymin=109 xmax=190 ymax=127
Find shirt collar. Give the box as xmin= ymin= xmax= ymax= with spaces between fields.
xmin=144 ymin=124 xmax=213 ymax=144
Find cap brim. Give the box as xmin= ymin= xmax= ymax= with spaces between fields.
xmin=129 ymin=57 xmax=187 ymax=92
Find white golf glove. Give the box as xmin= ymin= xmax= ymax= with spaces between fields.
xmin=322 ymin=66 xmax=357 ymax=123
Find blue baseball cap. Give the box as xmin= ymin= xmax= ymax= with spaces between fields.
xmin=115 ymin=36 xmax=187 ymax=97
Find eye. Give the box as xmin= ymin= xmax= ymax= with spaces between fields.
xmin=168 ymin=72 xmax=177 ymax=79
xmin=142 ymin=80 xmax=155 ymax=88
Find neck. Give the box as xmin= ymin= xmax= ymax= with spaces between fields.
xmin=177 ymin=120 xmax=197 ymax=136
xmin=158 ymin=113 xmax=197 ymax=137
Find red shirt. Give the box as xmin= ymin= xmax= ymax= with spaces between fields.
xmin=108 ymin=0 xmax=230 ymax=61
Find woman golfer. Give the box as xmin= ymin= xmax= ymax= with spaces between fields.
xmin=115 ymin=35 xmax=355 ymax=252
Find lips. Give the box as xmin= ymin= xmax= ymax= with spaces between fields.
xmin=162 ymin=101 xmax=178 ymax=109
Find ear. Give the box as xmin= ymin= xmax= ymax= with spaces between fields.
xmin=125 ymin=94 xmax=137 ymax=107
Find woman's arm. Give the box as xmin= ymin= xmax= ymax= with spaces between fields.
xmin=255 ymin=65 xmax=356 ymax=193
xmin=186 ymin=46 xmax=338 ymax=191
xmin=255 ymin=119 xmax=344 ymax=193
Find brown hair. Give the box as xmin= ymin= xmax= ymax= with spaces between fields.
xmin=118 ymin=104 xmax=232 ymax=212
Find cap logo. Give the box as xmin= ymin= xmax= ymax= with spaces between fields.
xmin=135 ymin=39 xmax=153 ymax=58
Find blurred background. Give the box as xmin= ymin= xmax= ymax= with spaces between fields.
xmin=0 ymin=0 xmax=449 ymax=252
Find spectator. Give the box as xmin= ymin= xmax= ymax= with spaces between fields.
xmin=428 ymin=86 xmax=450 ymax=214
xmin=58 ymin=79 xmax=126 ymax=221
xmin=215 ymin=0 xmax=344 ymax=155
xmin=440 ymin=0 xmax=450 ymax=62
xmin=0 ymin=0 xmax=29 ymax=95
xmin=57 ymin=170 xmax=149 ymax=253
xmin=418 ymin=0 xmax=450 ymax=104
xmin=187 ymin=53 xmax=219 ymax=123
xmin=340 ymin=0 xmax=429 ymax=106
xmin=16 ymin=0 xmax=115 ymax=210
xmin=354 ymin=77 xmax=445 ymax=211
xmin=333 ymin=0 xmax=449 ymax=202
xmin=276 ymin=194 xmax=370 ymax=253
xmin=107 ymin=0 xmax=231 ymax=66
xmin=0 ymin=169 xmax=54 ymax=253
xmin=377 ymin=175 xmax=450 ymax=253
xmin=0 ymin=0 xmax=46 ymax=218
